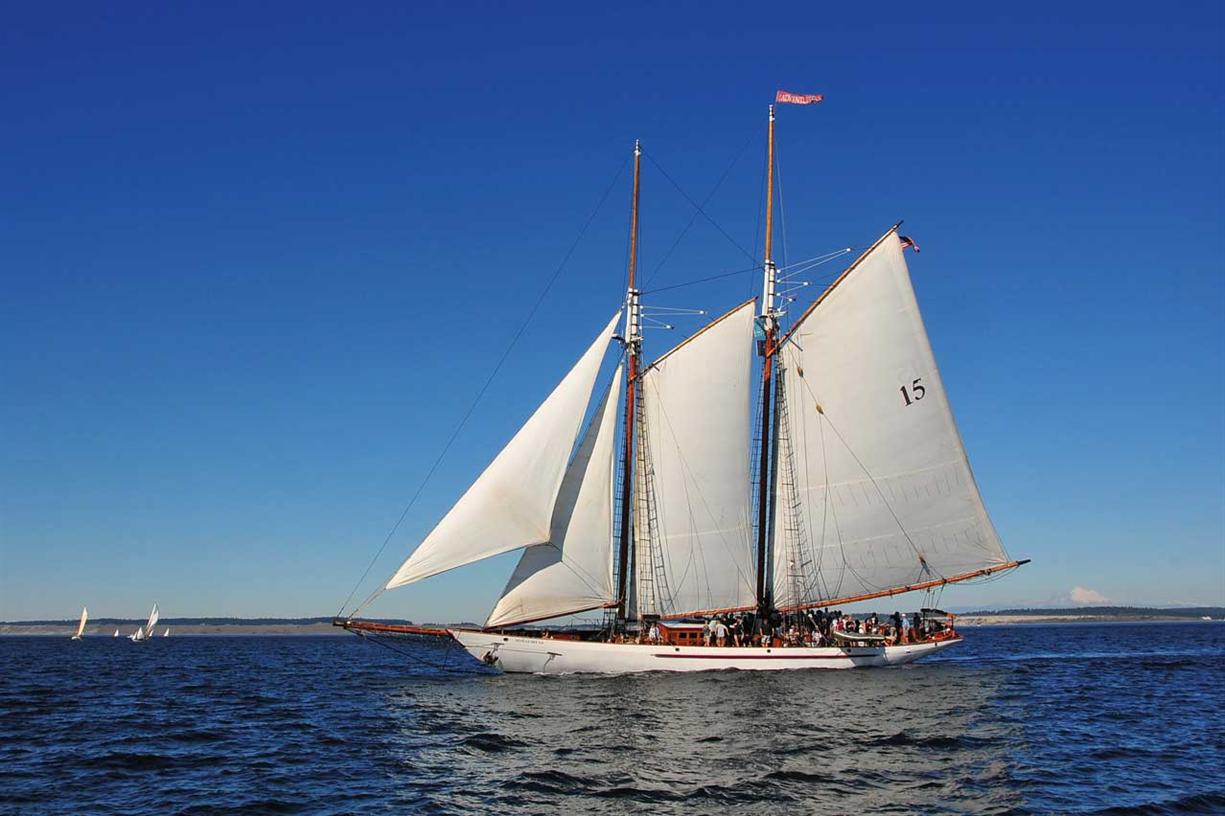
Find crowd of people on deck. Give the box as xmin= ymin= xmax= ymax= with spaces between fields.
xmin=628 ymin=609 xmax=951 ymax=648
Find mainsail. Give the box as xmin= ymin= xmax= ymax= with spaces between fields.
xmin=144 ymin=603 xmax=160 ymax=638
xmin=73 ymin=606 xmax=88 ymax=639
xmin=635 ymin=300 xmax=758 ymax=618
xmin=770 ymin=228 xmax=1010 ymax=610
xmin=486 ymin=365 xmax=623 ymax=628
xmin=385 ymin=312 xmax=621 ymax=589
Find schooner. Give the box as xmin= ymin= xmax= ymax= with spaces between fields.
xmin=338 ymin=94 xmax=1027 ymax=673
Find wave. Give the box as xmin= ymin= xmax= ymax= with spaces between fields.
xmin=1087 ymin=791 xmax=1225 ymax=815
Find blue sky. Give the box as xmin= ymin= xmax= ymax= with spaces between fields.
xmin=2 ymin=2 xmax=1222 ymax=621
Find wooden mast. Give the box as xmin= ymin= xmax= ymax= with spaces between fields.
xmin=754 ymin=105 xmax=778 ymax=622
xmin=614 ymin=140 xmax=642 ymax=625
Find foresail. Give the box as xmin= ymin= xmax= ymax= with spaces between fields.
xmin=385 ymin=312 xmax=621 ymax=589
xmin=636 ymin=300 xmax=757 ymax=618
xmin=486 ymin=365 xmax=622 ymax=628
xmin=771 ymin=229 xmax=1009 ymax=610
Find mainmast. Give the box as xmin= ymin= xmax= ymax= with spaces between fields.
xmin=615 ymin=139 xmax=642 ymax=625
xmin=754 ymin=106 xmax=779 ymax=622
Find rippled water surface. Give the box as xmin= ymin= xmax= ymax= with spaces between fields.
xmin=2 ymin=623 xmax=1223 ymax=814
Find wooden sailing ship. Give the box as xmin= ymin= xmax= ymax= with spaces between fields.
xmin=338 ymin=95 xmax=1027 ymax=673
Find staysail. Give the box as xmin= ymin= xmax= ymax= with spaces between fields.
xmin=385 ymin=312 xmax=621 ymax=589
xmin=770 ymin=228 xmax=1010 ymax=610
xmin=636 ymin=299 xmax=758 ymax=618
xmin=486 ymin=365 xmax=623 ymax=628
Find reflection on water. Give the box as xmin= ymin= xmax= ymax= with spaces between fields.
xmin=1 ymin=623 xmax=1222 ymax=814
xmin=380 ymin=659 xmax=1021 ymax=815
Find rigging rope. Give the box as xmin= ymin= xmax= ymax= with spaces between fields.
xmin=639 ymin=264 xmax=759 ymax=296
xmin=357 ymin=630 xmax=490 ymax=675
xmin=639 ymin=131 xmax=755 ymax=290
xmin=336 ymin=156 xmax=632 ymax=619
xmin=643 ymin=151 xmax=758 ymax=267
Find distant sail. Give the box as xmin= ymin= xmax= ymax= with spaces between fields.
xmin=385 ymin=312 xmax=621 ymax=589
xmin=163 ymin=627 xmax=170 ymax=637
xmin=771 ymin=229 xmax=1010 ymax=610
xmin=487 ymin=366 xmax=623 ymax=628
xmin=71 ymin=606 xmax=88 ymax=640
xmin=636 ymin=300 xmax=758 ymax=617
xmin=113 ymin=629 xmax=119 ymax=637
xmin=143 ymin=603 xmax=159 ymax=640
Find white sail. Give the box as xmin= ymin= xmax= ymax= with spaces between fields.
xmin=144 ymin=603 xmax=159 ymax=638
xmin=163 ymin=627 xmax=170 ymax=637
xmin=113 ymin=629 xmax=119 ymax=637
xmin=771 ymin=229 xmax=1009 ymax=610
xmin=636 ymin=300 xmax=758 ymax=617
xmin=72 ymin=606 xmax=88 ymax=639
xmin=386 ymin=312 xmax=621 ymax=589
xmin=486 ymin=366 xmax=622 ymax=628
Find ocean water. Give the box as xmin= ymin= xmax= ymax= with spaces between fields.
xmin=2 ymin=623 xmax=1222 ymax=815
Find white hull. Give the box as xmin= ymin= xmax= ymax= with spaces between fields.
xmin=450 ymin=629 xmax=961 ymax=674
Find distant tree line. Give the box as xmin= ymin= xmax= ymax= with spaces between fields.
xmin=962 ymin=606 xmax=1223 ymax=618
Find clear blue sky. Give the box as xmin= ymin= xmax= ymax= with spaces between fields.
xmin=2 ymin=2 xmax=1222 ymax=621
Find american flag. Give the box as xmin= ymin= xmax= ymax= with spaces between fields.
xmin=899 ymin=235 xmax=921 ymax=253
xmin=775 ymin=90 xmax=823 ymax=105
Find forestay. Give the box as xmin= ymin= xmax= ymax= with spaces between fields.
xmin=486 ymin=365 xmax=623 ymax=628
xmin=637 ymin=300 xmax=757 ymax=617
xmin=771 ymin=229 xmax=1009 ymax=610
xmin=386 ymin=312 xmax=621 ymax=589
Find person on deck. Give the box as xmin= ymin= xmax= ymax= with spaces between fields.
xmin=714 ymin=619 xmax=729 ymax=647
xmin=648 ymin=622 xmax=660 ymax=644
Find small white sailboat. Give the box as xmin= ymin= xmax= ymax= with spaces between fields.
xmin=130 ymin=603 xmax=159 ymax=643
xmin=113 ymin=628 xmax=119 ymax=637
xmin=70 ymin=606 xmax=88 ymax=640
xmin=163 ymin=627 xmax=170 ymax=637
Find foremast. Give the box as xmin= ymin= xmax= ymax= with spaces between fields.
xmin=614 ymin=140 xmax=642 ymax=628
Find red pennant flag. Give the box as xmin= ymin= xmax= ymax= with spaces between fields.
xmin=775 ymin=90 xmax=824 ymax=105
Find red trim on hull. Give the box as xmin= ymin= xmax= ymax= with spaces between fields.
xmin=653 ymin=652 xmax=850 ymax=660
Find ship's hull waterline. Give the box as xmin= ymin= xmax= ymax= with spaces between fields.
xmin=450 ymin=629 xmax=960 ymax=674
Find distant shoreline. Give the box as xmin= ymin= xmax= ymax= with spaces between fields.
xmin=956 ymin=614 xmax=1222 ymax=627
